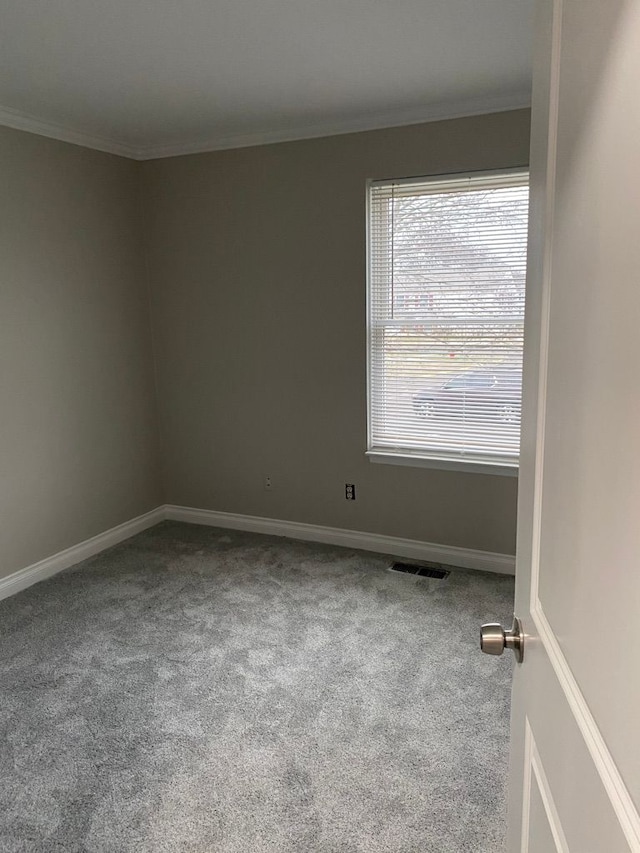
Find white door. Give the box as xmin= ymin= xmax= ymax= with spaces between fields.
xmin=489 ymin=0 xmax=640 ymax=850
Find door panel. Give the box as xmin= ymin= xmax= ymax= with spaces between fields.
xmin=528 ymin=776 xmax=562 ymax=853
xmin=508 ymin=0 xmax=640 ymax=849
xmin=526 ymin=731 xmax=567 ymax=853
xmin=536 ymin=0 xmax=640 ymax=800
xmin=520 ymin=641 xmax=630 ymax=852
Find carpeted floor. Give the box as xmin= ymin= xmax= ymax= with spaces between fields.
xmin=0 ymin=521 xmax=514 ymax=852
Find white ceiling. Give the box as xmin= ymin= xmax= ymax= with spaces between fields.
xmin=0 ymin=0 xmax=534 ymax=160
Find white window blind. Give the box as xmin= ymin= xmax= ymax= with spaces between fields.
xmin=367 ymin=170 xmax=529 ymax=470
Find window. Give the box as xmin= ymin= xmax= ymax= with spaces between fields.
xmin=367 ymin=170 xmax=529 ymax=473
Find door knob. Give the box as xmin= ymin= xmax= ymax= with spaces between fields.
xmin=480 ymin=616 xmax=524 ymax=663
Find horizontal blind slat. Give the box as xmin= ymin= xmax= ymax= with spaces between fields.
xmin=368 ymin=171 xmax=529 ymax=466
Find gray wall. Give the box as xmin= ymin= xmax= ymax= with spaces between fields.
xmin=0 ymin=126 xmax=162 ymax=580
xmin=0 ymin=110 xmax=529 ymax=580
xmin=142 ymin=110 xmax=530 ymax=555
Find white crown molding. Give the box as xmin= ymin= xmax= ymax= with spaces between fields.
xmin=0 ymin=92 xmax=531 ymax=162
xmin=0 ymin=507 xmax=166 ymax=602
xmin=0 ymin=103 xmax=140 ymax=159
xmin=137 ymin=92 xmax=531 ymax=160
xmin=165 ymin=504 xmax=516 ymax=575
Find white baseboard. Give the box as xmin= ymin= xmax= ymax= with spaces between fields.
xmin=0 ymin=507 xmax=166 ymax=602
xmin=165 ymin=505 xmax=515 ymax=575
xmin=0 ymin=503 xmax=514 ymax=604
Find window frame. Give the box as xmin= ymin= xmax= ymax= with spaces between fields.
xmin=365 ymin=167 xmax=529 ymax=477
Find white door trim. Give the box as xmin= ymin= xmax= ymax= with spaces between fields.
xmin=528 ymin=0 xmax=562 ymax=615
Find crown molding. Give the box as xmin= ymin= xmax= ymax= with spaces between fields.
xmin=0 ymin=103 xmax=140 ymax=159
xmin=0 ymin=91 xmax=531 ymax=162
xmin=135 ymin=92 xmax=531 ymax=160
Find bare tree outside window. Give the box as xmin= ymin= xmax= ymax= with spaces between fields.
xmin=368 ymin=171 xmax=529 ymax=468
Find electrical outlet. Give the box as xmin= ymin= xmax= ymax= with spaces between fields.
xmin=264 ymin=475 xmax=273 ymax=491
xmin=345 ymin=483 xmax=356 ymax=500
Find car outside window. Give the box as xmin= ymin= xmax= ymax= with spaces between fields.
xmin=367 ymin=170 xmax=529 ymax=472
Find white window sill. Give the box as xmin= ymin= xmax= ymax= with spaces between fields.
xmin=366 ymin=450 xmax=519 ymax=477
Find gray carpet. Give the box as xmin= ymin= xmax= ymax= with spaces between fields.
xmin=0 ymin=521 xmax=514 ymax=852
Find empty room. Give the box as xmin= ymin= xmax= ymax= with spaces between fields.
xmin=1 ymin=1 xmax=638 ymax=851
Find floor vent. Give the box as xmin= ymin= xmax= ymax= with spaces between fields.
xmin=389 ymin=562 xmax=450 ymax=579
